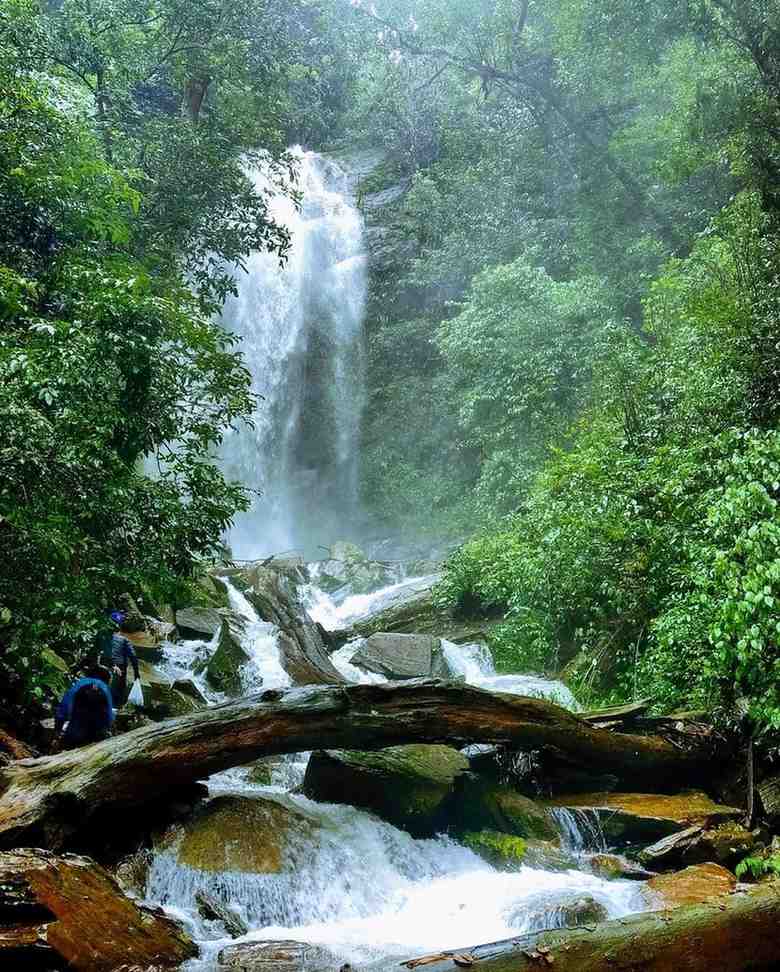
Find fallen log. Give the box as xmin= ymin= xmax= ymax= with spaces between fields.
xmin=0 ymin=680 xmax=714 ymax=850
xmin=400 ymin=882 xmax=780 ymax=972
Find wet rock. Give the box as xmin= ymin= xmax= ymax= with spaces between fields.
xmin=205 ymin=612 xmax=250 ymax=695
xmin=240 ymin=566 xmax=342 ymax=685
xmin=167 ymin=795 xmax=312 ymax=874
xmin=0 ymin=848 xmax=196 ymax=971
xmin=506 ymin=892 xmax=608 ymax=931
xmin=352 ymin=632 xmax=452 ymax=679
xmin=644 ymin=862 xmax=737 ymax=909
xmin=218 ymin=939 xmax=340 ymax=971
xmin=461 ymin=830 xmax=529 ymax=868
xmin=176 ymin=606 xmax=223 ymax=640
xmin=195 ymin=890 xmax=248 ymax=938
xmin=115 ymin=847 xmax=153 ymax=898
xmin=342 ymin=575 xmax=500 ymax=645
xmin=546 ymin=791 xmax=742 ymax=847
xmin=453 ymin=776 xmax=558 ymax=842
xmin=588 ymin=853 xmax=654 ymax=881
xmin=639 ymin=821 xmax=757 ymax=870
xmin=172 ymin=678 xmax=208 ymax=705
xmin=304 ymin=745 xmax=469 ymax=836
xmin=461 ymin=831 xmax=578 ymax=872
xmin=137 ymin=661 xmax=206 ymax=719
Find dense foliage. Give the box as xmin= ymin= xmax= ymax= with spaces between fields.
xmin=337 ymin=1 xmax=780 ymax=728
xmin=0 ymin=0 xmax=344 ymax=721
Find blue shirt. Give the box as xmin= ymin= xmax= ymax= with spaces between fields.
xmin=55 ymin=678 xmax=115 ymax=733
xmin=107 ymin=633 xmax=140 ymax=678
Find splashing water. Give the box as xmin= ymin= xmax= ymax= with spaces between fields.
xmin=148 ymin=794 xmax=642 ymax=970
xmin=224 ymin=580 xmax=291 ymax=692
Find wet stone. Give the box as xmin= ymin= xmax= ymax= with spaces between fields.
xmin=218 ymin=939 xmax=341 ymax=971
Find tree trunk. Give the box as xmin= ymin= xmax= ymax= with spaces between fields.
xmin=400 ymin=884 xmax=780 ymax=972
xmin=0 ymin=680 xmax=713 ymax=850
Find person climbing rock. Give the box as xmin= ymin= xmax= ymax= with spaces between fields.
xmin=54 ymin=667 xmax=114 ymax=749
xmin=104 ymin=610 xmax=141 ymax=707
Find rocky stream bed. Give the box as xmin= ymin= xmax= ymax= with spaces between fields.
xmin=2 ymin=545 xmax=779 ymax=972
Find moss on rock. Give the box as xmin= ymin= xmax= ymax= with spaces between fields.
xmin=303 ymin=744 xmax=469 ymax=836
xmin=462 ymin=830 xmax=527 ymax=868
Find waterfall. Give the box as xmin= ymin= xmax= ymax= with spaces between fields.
xmin=219 ymin=149 xmax=367 ymax=560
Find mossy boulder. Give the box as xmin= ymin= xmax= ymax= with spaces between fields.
xmin=205 ymin=613 xmax=249 ymax=695
xmin=461 ymin=831 xmax=528 ymax=868
xmin=167 ymin=795 xmax=312 ymax=874
xmin=175 ymin=607 xmax=223 ymax=640
xmin=453 ymin=776 xmax=558 ymax=842
xmin=345 ymin=576 xmax=499 ymax=645
xmin=303 ymin=744 xmax=469 ymax=836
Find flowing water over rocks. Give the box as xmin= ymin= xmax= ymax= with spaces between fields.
xmin=143 ymin=573 xmax=647 ymax=971
xmin=139 ymin=153 xmax=649 ymax=970
xmin=219 ymin=150 xmax=367 ymax=559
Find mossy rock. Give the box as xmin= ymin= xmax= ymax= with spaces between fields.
xmin=168 ymin=795 xmax=312 ymax=874
xmin=461 ymin=831 xmax=527 ymax=868
xmin=452 ymin=776 xmax=558 ymax=842
xmin=205 ymin=613 xmax=249 ymax=695
xmin=303 ymin=745 xmax=469 ymax=836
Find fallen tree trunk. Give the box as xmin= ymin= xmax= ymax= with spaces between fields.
xmin=400 ymin=883 xmax=780 ymax=972
xmin=0 ymin=680 xmax=714 ymax=849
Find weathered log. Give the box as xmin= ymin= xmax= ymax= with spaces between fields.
xmin=582 ymin=698 xmax=653 ymax=728
xmin=0 ymin=848 xmax=197 ymax=970
xmin=400 ymin=883 xmax=780 ymax=972
xmin=0 ymin=680 xmax=714 ymax=850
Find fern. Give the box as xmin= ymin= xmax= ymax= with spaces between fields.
xmin=735 ymin=854 xmax=780 ymax=880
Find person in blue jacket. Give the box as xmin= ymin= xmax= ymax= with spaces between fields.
xmin=55 ymin=667 xmax=114 ymax=749
xmin=103 ymin=610 xmax=141 ymax=707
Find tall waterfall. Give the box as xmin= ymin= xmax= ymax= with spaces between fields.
xmin=220 ymin=150 xmax=367 ymax=559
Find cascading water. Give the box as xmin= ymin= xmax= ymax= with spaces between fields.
xmin=140 ymin=148 xmax=650 ymax=970
xmin=219 ymin=149 xmax=367 ymax=560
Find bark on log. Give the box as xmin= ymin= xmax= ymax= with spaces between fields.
xmin=0 ymin=680 xmax=713 ymax=850
xmin=400 ymin=883 xmax=780 ymax=972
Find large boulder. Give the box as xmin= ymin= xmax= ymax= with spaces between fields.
xmin=453 ymin=777 xmax=558 ymax=842
xmin=352 ymin=632 xmax=452 ymax=679
xmin=0 ymin=848 xmax=196 ymax=971
xmin=218 ymin=940 xmax=341 ymax=972
xmin=176 ymin=606 xmax=223 ymax=640
xmin=164 ymin=795 xmax=313 ymax=874
xmin=205 ymin=612 xmax=250 ymax=695
xmin=462 ymin=832 xmax=577 ymax=872
xmin=303 ymin=745 xmax=469 ymax=836
xmin=546 ymin=792 xmax=742 ymax=848
xmin=342 ymin=574 xmax=500 ymax=645
xmin=644 ymin=862 xmax=737 ymax=909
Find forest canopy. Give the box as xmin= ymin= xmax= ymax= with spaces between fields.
xmin=1 ymin=0 xmax=779 ymax=735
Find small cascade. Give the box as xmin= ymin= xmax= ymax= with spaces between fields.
xmin=442 ymin=640 xmax=580 ymax=710
xmin=552 ymin=808 xmax=608 ymax=854
xmin=224 ymin=581 xmax=291 ymax=692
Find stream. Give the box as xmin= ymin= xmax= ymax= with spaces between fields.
xmin=140 ymin=151 xmax=648 ymax=970
xmin=145 ymin=576 xmax=645 ymax=971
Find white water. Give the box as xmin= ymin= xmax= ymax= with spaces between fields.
xmin=141 ymin=145 xmax=648 ymax=967
xmin=219 ymin=149 xmax=367 ymax=559
xmin=143 ymin=572 xmax=646 ymax=970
